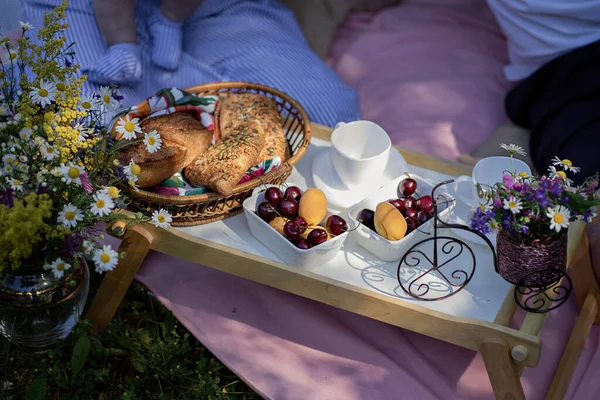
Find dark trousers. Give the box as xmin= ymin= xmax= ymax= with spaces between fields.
xmin=505 ymin=39 xmax=600 ymax=185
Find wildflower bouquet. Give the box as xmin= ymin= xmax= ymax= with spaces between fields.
xmin=470 ymin=144 xmax=600 ymax=244
xmin=0 ymin=1 xmax=171 ymax=277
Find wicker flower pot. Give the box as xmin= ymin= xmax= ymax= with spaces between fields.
xmin=496 ymin=229 xmax=568 ymax=286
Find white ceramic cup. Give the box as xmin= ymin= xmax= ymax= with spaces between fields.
xmin=454 ymin=156 xmax=532 ymax=206
xmin=330 ymin=121 xmax=391 ymax=189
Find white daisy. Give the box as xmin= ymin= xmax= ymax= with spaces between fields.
xmin=78 ymin=96 xmax=100 ymax=112
xmin=151 ymin=209 xmax=172 ymax=228
xmin=29 ymin=79 xmax=57 ymax=107
xmin=115 ymin=115 xmax=142 ymax=140
xmin=546 ymin=206 xmax=571 ymax=233
xmin=19 ymin=21 xmax=34 ymax=31
xmin=98 ymin=86 xmax=118 ymax=111
xmin=92 ymin=245 xmax=119 ymax=273
xmin=6 ymin=177 xmax=23 ymax=191
xmin=48 ymin=258 xmax=71 ymax=279
xmin=143 ymin=130 xmax=162 ymax=153
xmin=57 ymin=204 xmax=84 ymax=228
xmin=33 ymin=136 xmax=45 ymax=147
xmin=40 ymin=144 xmax=59 ymax=160
xmin=100 ymin=186 xmax=120 ymax=199
xmin=500 ymin=143 xmax=527 ymax=157
xmin=73 ymin=123 xmax=91 ymax=142
xmin=551 ymin=157 xmax=581 ymax=174
xmin=60 ymin=163 xmax=85 ymax=185
xmin=123 ymin=159 xmax=141 ymax=182
xmin=548 ymin=166 xmax=574 ymax=186
xmin=503 ymin=196 xmax=522 ymax=214
xmin=0 ymin=104 xmax=8 ymax=116
xmin=2 ymin=154 xmax=18 ymax=167
xmin=90 ymin=192 xmax=115 ymax=217
xmin=18 ymin=127 xmax=33 ymax=141
xmin=127 ymin=179 xmax=139 ymax=191
xmin=477 ymin=201 xmax=493 ymax=213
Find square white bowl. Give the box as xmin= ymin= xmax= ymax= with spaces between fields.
xmin=346 ymin=175 xmax=454 ymax=262
xmin=243 ymin=184 xmax=349 ymax=270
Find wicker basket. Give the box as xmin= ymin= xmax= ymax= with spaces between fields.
xmin=124 ymin=82 xmax=312 ymax=226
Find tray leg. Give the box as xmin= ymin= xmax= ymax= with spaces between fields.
xmin=86 ymin=226 xmax=154 ymax=330
xmin=481 ymin=338 xmax=526 ymax=400
xmin=545 ymin=289 xmax=599 ymax=400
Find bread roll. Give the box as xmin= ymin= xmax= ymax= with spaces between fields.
xmin=117 ymin=112 xmax=212 ymax=188
xmin=184 ymin=121 xmax=266 ymax=195
xmin=218 ymin=93 xmax=287 ymax=161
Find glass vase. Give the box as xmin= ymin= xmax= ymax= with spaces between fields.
xmin=0 ymin=260 xmax=89 ymax=351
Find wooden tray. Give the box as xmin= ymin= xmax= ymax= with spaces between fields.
xmin=88 ymin=124 xmax=598 ymax=400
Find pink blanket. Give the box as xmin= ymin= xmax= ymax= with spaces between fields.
xmin=119 ymin=1 xmax=600 ymax=399
xmin=328 ymin=0 xmax=512 ymax=161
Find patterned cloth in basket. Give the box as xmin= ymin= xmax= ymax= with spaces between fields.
xmin=109 ymin=88 xmax=282 ymax=196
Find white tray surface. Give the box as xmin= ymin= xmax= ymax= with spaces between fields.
xmin=176 ymin=138 xmax=511 ymax=323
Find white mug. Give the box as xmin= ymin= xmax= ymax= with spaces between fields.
xmin=454 ymin=156 xmax=532 ymax=206
xmin=330 ymin=120 xmax=391 ymax=189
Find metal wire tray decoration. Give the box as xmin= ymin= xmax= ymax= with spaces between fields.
xmin=513 ymin=266 xmax=572 ymax=313
xmin=396 ymin=180 xmax=496 ymax=301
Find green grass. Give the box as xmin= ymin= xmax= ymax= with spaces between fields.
xmin=0 ymin=284 xmax=260 ymax=400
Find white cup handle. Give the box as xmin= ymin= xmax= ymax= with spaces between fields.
xmin=453 ymin=175 xmax=478 ymax=207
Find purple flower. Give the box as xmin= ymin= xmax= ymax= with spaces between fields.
xmin=513 ymin=182 xmax=523 ymax=192
xmin=503 ymin=174 xmax=516 ymax=189
xmin=0 ymin=186 xmax=15 ymax=207
xmin=60 ymin=234 xmax=84 ymax=257
xmin=550 ymin=182 xmax=564 ymax=197
xmin=520 ymin=226 xmax=529 ymax=234
xmin=470 ymin=208 xmax=492 ymax=234
xmin=534 ymin=189 xmax=550 ymax=208
xmin=539 ymin=177 xmax=552 ymax=189
xmin=36 ymin=185 xmax=49 ymax=195
xmin=493 ymin=196 xmax=502 ymax=209
xmin=116 ymin=166 xmax=125 ymax=180
xmin=80 ymin=171 xmax=93 ymax=194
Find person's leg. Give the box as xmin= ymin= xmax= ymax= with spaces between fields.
xmin=530 ymin=96 xmax=600 ymax=185
xmin=181 ymin=0 xmax=360 ymax=127
xmin=148 ymin=0 xmax=204 ymax=70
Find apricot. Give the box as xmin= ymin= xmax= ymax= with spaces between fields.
xmin=374 ymin=201 xmax=407 ymax=241
xmin=298 ymin=188 xmax=328 ymax=225
xmin=269 ymin=216 xmax=287 ymax=236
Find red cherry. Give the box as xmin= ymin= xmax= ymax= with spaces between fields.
xmin=326 ymin=215 xmax=348 ymax=236
xmin=278 ymin=199 xmax=299 ymax=218
xmin=292 ymin=216 xmax=308 ymax=233
xmin=284 ymin=186 xmax=302 ymax=202
xmin=308 ymin=229 xmax=328 ymax=246
xmin=293 ymin=238 xmax=311 ymax=249
xmin=415 ymin=195 xmax=433 ymax=213
xmin=405 ymin=216 xmax=420 ymax=233
xmin=283 ymin=221 xmax=301 ymax=240
xmin=265 ymin=187 xmax=284 ymax=206
xmin=404 ymin=207 xmax=418 ymax=219
xmin=388 ymin=199 xmax=405 ymax=214
xmin=399 ymin=178 xmax=417 ymax=196
xmin=257 ymin=201 xmax=276 ymax=222
xmin=416 ymin=211 xmax=429 ymax=224
xmin=402 ymin=196 xmax=416 ymax=211
xmin=358 ymin=209 xmax=375 ymax=231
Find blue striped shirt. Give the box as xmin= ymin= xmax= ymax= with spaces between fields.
xmin=22 ymin=0 xmax=361 ymax=126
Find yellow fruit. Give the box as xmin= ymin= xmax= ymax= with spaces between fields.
xmin=269 ymin=216 xmax=287 ymax=236
xmin=298 ymin=188 xmax=328 ymax=225
xmin=374 ymin=201 xmax=407 ymax=241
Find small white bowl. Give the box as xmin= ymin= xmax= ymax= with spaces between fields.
xmin=346 ymin=175 xmax=453 ymax=262
xmin=243 ymin=184 xmax=349 ymax=270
